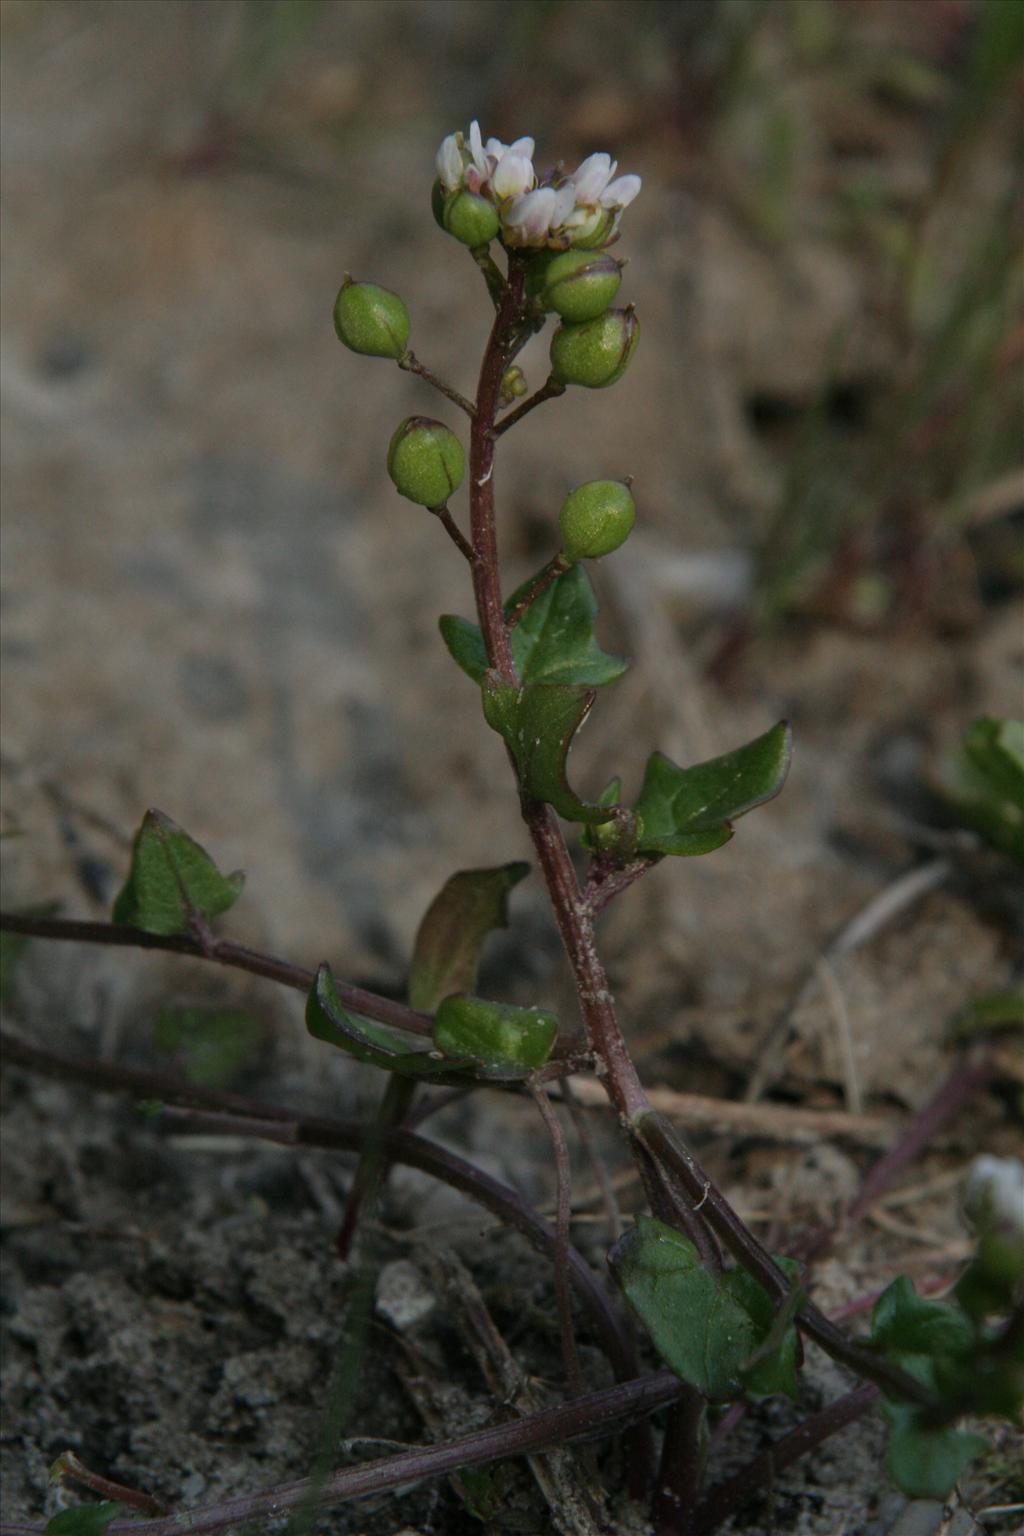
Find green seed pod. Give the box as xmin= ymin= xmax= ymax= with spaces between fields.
xmin=559 ymin=479 xmax=636 ymax=561
xmin=541 ymin=250 xmax=622 ymax=323
xmin=430 ymin=178 xmax=448 ymax=230
xmin=387 ymin=416 xmax=465 ymax=508
xmin=550 ymin=307 xmax=639 ymax=389
xmin=333 ymin=275 xmax=410 ymax=360
xmin=442 ymin=189 xmax=500 ymax=247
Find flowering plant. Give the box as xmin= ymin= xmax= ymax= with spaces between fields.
xmin=3 ymin=124 xmax=1020 ymax=1536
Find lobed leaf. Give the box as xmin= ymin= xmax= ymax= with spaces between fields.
xmin=112 ymin=810 xmax=244 ymax=937
xmin=408 ymin=862 xmax=530 ymax=1013
xmin=633 ymin=722 xmax=792 ymax=857
xmin=432 ymin=994 xmax=559 ymax=1075
xmin=609 ymin=1217 xmax=801 ymax=1402
xmin=481 ymin=676 xmax=611 ymax=824
xmin=882 ymin=1406 xmax=988 ymax=1500
xmin=440 ymin=564 xmax=628 ymax=689
xmin=870 ymin=1275 xmax=975 ymax=1372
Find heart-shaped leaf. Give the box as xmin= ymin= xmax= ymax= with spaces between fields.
xmin=409 ymin=863 xmax=530 ymax=1013
xmin=112 ymin=810 xmax=244 ymax=936
xmin=440 ymin=563 xmax=627 ymax=688
xmin=307 ymin=964 xmax=469 ymax=1080
xmin=481 ymin=676 xmax=612 ymax=824
xmin=610 ymin=1217 xmax=801 ymax=1402
xmin=433 ymin=994 xmax=559 ymax=1074
xmin=634 ymin=722 xmax=792 ymax=856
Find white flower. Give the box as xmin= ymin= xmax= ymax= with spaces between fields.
xmin=966 ymin=1155 xmax=1024 ymax=1237
xmin=436 ymin=134 xmax=463 ymax=194
xmin=432 ymin=125 xmax=640 ymax=249
xmin=601 ymin=173 xmax=641 ymax=210
xmin=491 ymin=152 xmax=535 ymax=200
xmin=571 ymin=152 xmax=617 ymax=207
xmin=504 ymin=187 xmax=557 ymax=246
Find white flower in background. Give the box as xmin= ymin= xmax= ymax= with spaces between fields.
xmin=433 ymin=122 xmax=641 ymax=250
xmin=965 ymin=1155 xmax=1024 ymax=1238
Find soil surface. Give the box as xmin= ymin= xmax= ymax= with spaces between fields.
xmin=2 ymin=4 xmax=1021 ymax=1534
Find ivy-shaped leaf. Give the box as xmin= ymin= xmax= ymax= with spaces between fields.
xmin=440 ymin=564 xmax=628 ymax=689
xmin=481 ymin=676 xmax=613 ymax=824
xmin=306 ymin=964 xmax=469 ymax=1080
xmin=870 ymin=1275 xmax=975 ymax=1372
xmin=408 ymin=863 xmax=530 ymax=1013
xmin=112 ymin=810 xmax=243 ymax=936
xmin=47 ymin=1506 xmax=125 ymax=1536
xmin=609 ymin=1217 xmax=802 ymax=1402
xmin=882 ymin=1406 xmax=988 ymax=1500
xmin=432 ymin=994 xmax=559 ymax=1075
xmin=634 ymin=722 xmax=792 ymax=857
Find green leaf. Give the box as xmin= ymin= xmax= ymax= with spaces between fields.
xmin=942 ymin=717 xmax=1024 ymax=863
xmin=306 ymin=964 xmax=467 ymax=1080
xmin=481 ymin=676 xmax=612 ymax=824
xmin=47 ymin=1505 xmax=125 ymax=1536
xmin=112 ymin=810 xmax=244 ymax=936
xmin=634 ymin=722 xmax=792 ymax=857
xmin=729 ymin=1259 xmax=803 ymax=1401
xmin=883 ymin=1406 xmax=988 ymax=1500
xmin=609 ymin=1217 xmax=798 ymax=1402
xmin=152 ymin=1005 xmax=264 ymax=1088
xmin=440 ymin=564 xmax=628 ymax=688
xmin=408 ymin=863 xmax=530 ymax=1013
xmin=870 ymin=1276 xmax=975 ymax=1375
xmin=432 ymin=994 xmax=558 ymax=1075
xmin=952 ymin=991 xmax=1024 ymax=1040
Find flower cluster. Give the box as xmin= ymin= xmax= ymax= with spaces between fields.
xmin=434 ymin=121 xmax=641 ymax=250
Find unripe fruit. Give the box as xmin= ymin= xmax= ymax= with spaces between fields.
xmin=559 ymin=479 xmax=636 ymax=561
xmin=550 ymin=307 xmax=639 ymax=389
xmin=333 ymin=276 xmax=410 ymax=360
xmin=541 ymin=250 xmax=622 ymax=322
xmin=387 ymin=417 xmax=465 ymax=508
xmin=443 ymin=189 xmax=500 ymax=247
xmin=499 ymin=365 xmax=528 ymax=406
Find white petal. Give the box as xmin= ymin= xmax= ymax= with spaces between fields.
xmin=550 ymin=183 xmax=578 ymax=226
xmin=600 ymin=173 xmax=641 ymax=209
xmin=571 ymin=152 xmax=614 ymax=206
xmin=485 ymin=136 xmax=508 ymax=160
xmin=491 ymin=152 xmax=535 ymax=199
xmin=435 ymin=134 xmax=464 ymax=193
xmin=504 ymin=186 xmax=556 ymax=244
xmin=469 ymin=120 xmax=488 ymax=176
xmin=507 ymin=136 xmax=535 ymax=160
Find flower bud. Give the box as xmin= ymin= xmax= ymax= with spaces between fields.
xmin=499 ymin=365 xmax=528 ymax=407
xmin=333 ymin=276 xmax=410 ymax=360
xmin=387 ymin=417 xmax=465 ymax=508
xmin=442 ymin=189 xmax=500 ymax=247
xmin=559 ymin=479 xmax=636 ymax=561
xmin=550 ymin=307 xmax=639 ymax=389
xmin=541 ymin=250 xmax=622 ymax=323
xmin=569 ymin=207 xmax=616 ymax=250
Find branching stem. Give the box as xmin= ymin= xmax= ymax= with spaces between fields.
xmin=398 ymin=351 xmax=475 ymax=416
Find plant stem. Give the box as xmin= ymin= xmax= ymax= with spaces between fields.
xmin=652 ymin=1388 xmax=706 ymax=1536
xmin=505 ymin=554 xmax=571 ymax=629
xmin=0 ymin=1028 xmax=638 ymax=1385
xmin=2 ymin=1372 xmax=683 ymax=1536
xmin=335 ymin=1074 xmax=416 ymax=1260
xmin=692 ymin=1383 xmax=879 ymax=1534
xmin=397 ymin=351 xmax=476 ymax=416
xmin=431 ymin=503 xmax=474 ymax=562
xmin=492 ymin=375 xmax=566 ymax=437
xmin=530 ymin=1082 xmax=585 ymax=1398
xmin=0 ymin=911 xmax=431 ymax=1037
